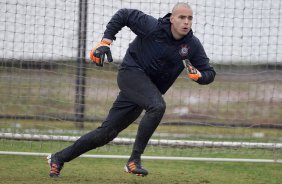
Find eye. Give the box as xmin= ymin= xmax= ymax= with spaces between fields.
xmin=179 ymin=15 xmax=193 ymax=20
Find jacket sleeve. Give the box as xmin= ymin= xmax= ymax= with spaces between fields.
xmin=190 ymin=38 xmax=216 ymax=85
xmin=103 ymin=9 xmax=158 ymax=40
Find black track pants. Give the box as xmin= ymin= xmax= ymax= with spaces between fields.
xmin=56 ymin=68 xmax=166 ymax=162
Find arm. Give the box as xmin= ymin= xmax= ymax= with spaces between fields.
xmin=103 ymin=8 xmax=158 ymax=40
xmin=189 ymin=39 xmax=216 ymax=85
xmin=90 ymin=9 xmax=158 ymax=66
xmin=196 ymin=65 xmax=216 ymax=85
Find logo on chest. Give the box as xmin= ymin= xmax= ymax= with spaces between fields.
xmin=179 ymin=44 xmax=189 ymax=57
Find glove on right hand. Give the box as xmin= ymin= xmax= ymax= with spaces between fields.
xmin=90 ymin=39 xmax=113 ymax=67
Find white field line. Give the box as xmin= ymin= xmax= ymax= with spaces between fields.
xmin=0 ymin=151 xmax=281 ymax=163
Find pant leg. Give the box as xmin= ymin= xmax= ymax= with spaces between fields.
xmin=56 ymin=93 xmax=143 ymax=162
xmin=117 ymin=68 xmax=166 ymax=155
xmin=56 ymin=67 xmax=165 ymax=162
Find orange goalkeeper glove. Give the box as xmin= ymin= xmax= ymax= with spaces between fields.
xmin=183 ymin=59 xmax=202 ymax=81
xmin=90 ymin=39 xmax=113 ymax=67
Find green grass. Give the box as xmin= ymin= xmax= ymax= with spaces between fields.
xmin=1 ymin=120 xmax=281 ymax=183
xmin=0 ymin=155 xmax=281 ymax=184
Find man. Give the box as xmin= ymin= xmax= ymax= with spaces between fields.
xmin=47 ymin=2 xmax=216 ymax=177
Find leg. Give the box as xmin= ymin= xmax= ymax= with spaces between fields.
xmin=117 ymin=68 xmax=166 ymax=160
xmin=55 ymin=93 xmax=143 ymax=162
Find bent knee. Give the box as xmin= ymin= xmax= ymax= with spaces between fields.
xmin=149 ymin=101 xmax=166 ymax=115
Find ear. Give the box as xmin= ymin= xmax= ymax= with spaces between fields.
xmin=170 ymin=15 xmax=174 ymax=23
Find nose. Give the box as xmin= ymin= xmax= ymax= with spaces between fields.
xmin=184 ymin=18 xmax=189 ymax=24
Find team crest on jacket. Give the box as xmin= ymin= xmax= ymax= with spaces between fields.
xmin=179 ymin=44 xmax=189 ymax=57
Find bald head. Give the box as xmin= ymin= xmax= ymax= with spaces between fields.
xmin=171 ymin=3 xmax=192 ymax=15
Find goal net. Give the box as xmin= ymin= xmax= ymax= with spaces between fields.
xmin=0 ymin=0 xmax=281 ymax=162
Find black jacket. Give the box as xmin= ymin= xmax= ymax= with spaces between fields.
xmin=103 ymin=9 xmax=216 ymax=94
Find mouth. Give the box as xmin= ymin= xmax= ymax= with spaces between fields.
xmin=182 ymin=27 xmax=189 ymax=32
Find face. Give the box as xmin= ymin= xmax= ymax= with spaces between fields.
xmin=170 ymin=6 xmax=193 ymax=40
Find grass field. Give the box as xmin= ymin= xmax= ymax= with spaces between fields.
xmin=0 ymin=65 xmax=282 ymax=183
xmin=0 ymin=119 xmax=281 ymax=183
xmin=0 ymin=155 xmax=281 ymax=184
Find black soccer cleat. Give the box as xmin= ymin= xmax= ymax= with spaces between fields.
xmin=47 ymin=154 xmax=64 ymax=177
xmin=124 ymin=159 xmax=148 ymax=176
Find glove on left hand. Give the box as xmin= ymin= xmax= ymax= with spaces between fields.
xmin=183 ymin=59 xmax=202 ymax=81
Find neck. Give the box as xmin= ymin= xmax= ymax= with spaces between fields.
xmin=171 ymin=28 xmax=183 ymax=40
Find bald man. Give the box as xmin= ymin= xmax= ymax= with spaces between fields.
xmin=48 ymin=3 xmax=216 ymax=177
